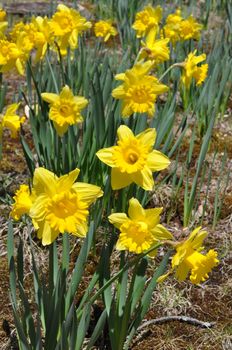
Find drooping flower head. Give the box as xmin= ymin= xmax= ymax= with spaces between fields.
xmin=94 ymin=20 xmax=117 ymax=42
xmin=109 ymin=197 xmax=173 ymax=254
xmin=132 ymin=5 xmax=162 ymax=38
xmin=171 ymin=227 xmax=219 ymax=284
xmin=181 ymin=50 xmax=208 ymax=89
xmin=29 ymin=168 xmax=103 ymax=245
xmin=0 ymin=103 xmax=25 ymax=138
xmin=96 ymin=125 xmax=170 ymax=190
xmin=50 ymin=4 xmax=92 ymax=55
xmin=10 ymin=184 xmax=34 ymax=221
xmin=139 ymin=30 xmax=170 ymax=65
xmin=41 ymin=85 xmax=88 ymax=136
xmin=162 ymin=9 xmax=183 ymax=44
xmin=112 ymin=60 xmax=168 ymax=117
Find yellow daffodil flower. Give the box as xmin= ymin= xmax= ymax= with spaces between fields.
xmin=29 ymin=168 xmax=103 ymax=245
xmin=0 ymin=39 xmax=27 ymax=75
xmin=50 ymin=4 xmax=91 ymax=55
xmin=181 ymin=50 xmax=208 ymax=89
xmin=132 ymin=5 xmax=162 ymax=38
xmin=112 ymin=60 xmax=168 ymax=117
xmin=96 ymin=125 xmax=170 ymax=190
xmin=94 ymin=20 xmax=117 ymax=42
xmin=171 ymin=227 xmax=219 ymax=284
xmin=179 ymin=16 xmax=203 ymax=41
xmin=109 ymin=197 xmax=173 ymax=254
xmin=162 ymin=9 xmax=182 ymax=44
xmin=10 ymin=184 xmax=34 ymax=221
xmin=0 ymin=103 xmax=25 ymax=138
xmin=139 ymin=30 xmax=170 ymax=64
xmin=41 ymin=85 xmax=88 ymax=136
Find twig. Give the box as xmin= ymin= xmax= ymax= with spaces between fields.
xmin=137 ymin=316 xmax=215 ymax=331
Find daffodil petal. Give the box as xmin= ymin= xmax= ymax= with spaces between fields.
xmin=41 ymin=92 xmax=60 ymax=104
xmin=57 ymin=168 xmax=80 ymax=192
xmin=136 ymin=128 xmax=156 ymax=149
xmin=111 ymin=167 xmax=132 ymax=190
xmin=33 ymin=168 xmax=57 ymax=196
xmin=108 ymin=213 xmax=128 ymax=228
xmin=117 ymin=125 xmax=134 ymax=141
xmin=128 ymin=198 xmax=144 ymax=220
xmin=146 ymin=150 xmax=170 ymax=171
xmin=72 ymin=182 xmax=103 ymax=204
xmin=96 ymin=147 xmax=116 ymax=167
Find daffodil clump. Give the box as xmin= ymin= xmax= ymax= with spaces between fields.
xmin=163 ymin=8 xmax=203 ymax=44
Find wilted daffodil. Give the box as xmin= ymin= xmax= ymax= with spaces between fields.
xmin=29 ymin=168 xmax=103 ymax=245
xmin=132 ymin=5 xmax=162 ymax=38
xmin=50 ymin=4 xmax=91 ymax=55
xmin=0 ymin=103 xmax=25 ymax=138
xmin=161 ymin=227 xmax=219 ymax=285
xmin=112 ymin=60 xmax=168 ymax=117
xmin=139 ymin=30 xmax=170 ymax=65
xmin=96 ymin=125 xmax=170 ymax=190
xmin=181 ymin=50 xmax=208 ymax=89
xmin=10 ymin=184 xmax=34 ymax=221
xmin=41 ymin=85 xmax=88 ymax=136
xmin=109 ymin=198 xmax=173 ymax=254
xmin=94 ymin=20 xmax=117 ymax=42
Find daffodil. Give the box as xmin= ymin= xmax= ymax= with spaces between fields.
xmin=112 ymin=61 xmax=168 ymax=117
xmin=96 ymin=125 xmax=170 ymax=190
xmin=109 ymin=197 xmax=173 ymax=254
xmin=171 ymin=227 xmax=219 ymax=284
xmin=139 ymin=30 xmax=170 ymax=64
xmin=0 ymin=103 xmax=25 ymax=138
xmin=29 ymin=168 xmax=103 ymax=245
xmin=10 ymin=184 xmax=34 ymax=221
xmin=132 ymin=5 xmax=162 ymax=38
xmin=94 ymin=20 xmax=117 ymax=42
xmin=179 ymin=16 xmax=203 ymax=41
xmin=41 ymin=85 xmax=88 ymax=136
xmin=181 ymin=50 xmax=208 ymax=89
xmin=50 ymin=4 xmax=91 ymax=55
xmin=0 ymin=39 xmax=27 ymax=75
xmin=162 ymin=9 xmax=182 ymax=44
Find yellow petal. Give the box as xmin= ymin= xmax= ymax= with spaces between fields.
xmin=33 ymin=167 xmax=57 ymax=196
xmin=112 ymin=85 xmax=125 ymax=99
xmin=151 ymin=224 xmax=173 ymax=240
xmin=41 ymin=92 xmax=59 ymax=104
xmin=111 ymin=167 xmax=132 ymax=190
xmin=57 ymin=168 xmax=80 ymax=192
xmin=117 ymin=125 xmax=134 ymax=141
xmin=40 ymin=221 xmax=59 ymax=246
xmin=128 ymin=198 xmax=144 ymax=220
xmin=72 ymin=182 xmax=103 ymax=204
xmin=144 ymin=207 xmax=163 ymax=228
xmin=60 ymin=85 xmax=73 ymax=100
xmin=175 ymin=262 xmax=190 ymax=281
xmin=108 ymin=213 xmax=128 ymax=228
xmin=29 ymin=194 xmax=49 ymax=221
xmin=136 ymin=128 xmax=156 ymax=149
xmin=96 ymin=147 xmax=116 ymax=167
xmin=131 ymin=167 xmax=154 ymax=190
xmin=146 ymin=150 xmax=170 ymax=171
xmin=73 ymin=221 xmax=88 ymax=237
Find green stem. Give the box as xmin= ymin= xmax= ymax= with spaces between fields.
xmin=82 ymin=242 xmax=162 ymax=310
xmin=159 ymin=63 xmax=180 ymax=82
